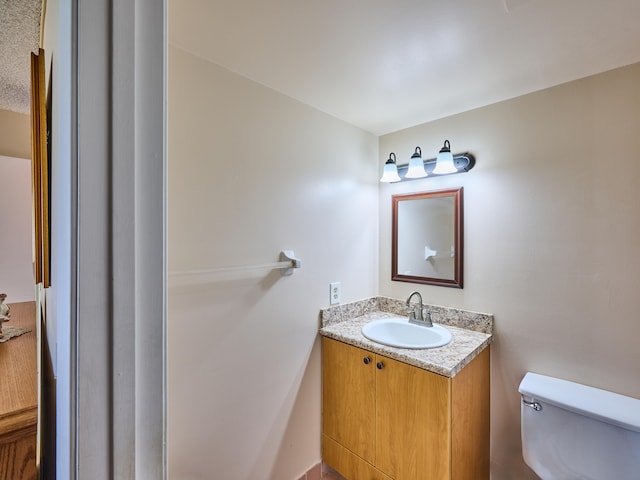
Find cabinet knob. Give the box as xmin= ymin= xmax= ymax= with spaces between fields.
xmin=377 ymin=362 xmax=384 ymax=370
xmin=363 ymin=357 xmax=371 ymax=365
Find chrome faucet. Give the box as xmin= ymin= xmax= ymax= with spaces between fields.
xmin=405 ymin=291 xmax=433 ymax=327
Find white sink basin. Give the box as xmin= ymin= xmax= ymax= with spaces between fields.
xmin=361 ymin=317 xmax=452 ymax=349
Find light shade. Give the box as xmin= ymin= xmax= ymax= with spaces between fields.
xmin=380 ymin=152 xmax=401 ymax=182
xmin=432 ymin=140 xmax=457 ymax=174
xmin=405 ymin=147 xmax=427 ymax=178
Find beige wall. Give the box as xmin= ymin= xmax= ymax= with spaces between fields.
xmin=167 ymin=45 xmax=379 ymax=480
xmin=379 ymin=62 xmax=640 ymax=479
xmin=0 ymin=108 xmax=33 ymax=302
xmin=0 ymin=155 xmax=34 ymax=302
xmin=168 ymin=34 xmax=640 ymax=480
xmin=0 ymin=109 xmax=31 ymax=160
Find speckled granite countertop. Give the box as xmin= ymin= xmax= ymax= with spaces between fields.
xmin=319 ymin=297 xmax=493 ymax=378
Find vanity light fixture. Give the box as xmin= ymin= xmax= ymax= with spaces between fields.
xmin=432 ymin=140 xmax=456 ymax=174
xmin=379 ymin=152 xmax=402 ymax=182
xmin=405 ymin=147 xmax=427 ymax=178
xmin=380 ymin=140 xmax=475 ymax=183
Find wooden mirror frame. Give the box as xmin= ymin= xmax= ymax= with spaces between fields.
xmin=392 ymin=187 xmax=463 ymax=288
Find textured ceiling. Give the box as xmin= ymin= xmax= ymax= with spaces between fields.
xmin=0 ymin=0 xmax=42 ymax=114
xmin=170 ymin=0 xmax=640 ymax=135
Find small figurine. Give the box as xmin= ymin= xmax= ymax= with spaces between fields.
xmin=0 ymin=293 xmax=10 ymax=339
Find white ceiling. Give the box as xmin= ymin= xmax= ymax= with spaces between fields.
xmin=169 ymin=0 xmax=640 ymax=135
xmin=2 ymin=1 xmax=639 ymax=132
xmin=0 ymin=0 xmax=41 ymax=114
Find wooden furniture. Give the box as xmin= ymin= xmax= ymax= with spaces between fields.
xmin=31 ymin=48 xmax=50 ymax=288
xmin=322 ymin=337 xmax=490 ymax=480
xmin=0 ymin=301 xmax=38 ymax=479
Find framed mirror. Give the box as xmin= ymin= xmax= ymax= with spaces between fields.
xmin=392 ymin=187 xmax=463 ymax=288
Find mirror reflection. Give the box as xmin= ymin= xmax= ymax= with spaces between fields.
xmin=392 ymin=188 xmax=463 ymax=288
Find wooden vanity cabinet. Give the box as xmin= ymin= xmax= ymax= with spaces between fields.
xmin=0 ymin=302 xmax=38 ymax=479
xmin=322 ymin=337 xmax=490 ymax=480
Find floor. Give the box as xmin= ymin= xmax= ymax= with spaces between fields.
xmin=298 ymin=463 xmax=345 ymax=480
xmin=320 ymin=463 xmax=344 ymax=480
xmin=321 ymin=472 xmax=343 ymax=480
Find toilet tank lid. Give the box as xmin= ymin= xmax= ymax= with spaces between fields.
xmin=519 ymin=372 xmax=640 ymax=433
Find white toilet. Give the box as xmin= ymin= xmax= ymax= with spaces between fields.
xmin=519 ymin=372 xmax=640 ymax=479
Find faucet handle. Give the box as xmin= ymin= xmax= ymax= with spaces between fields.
xmin=421 ymin=308 xmax=433 ymax=327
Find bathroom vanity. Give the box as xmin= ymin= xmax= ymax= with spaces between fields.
xmin=320 ymin=297 xmax=492 ymax=480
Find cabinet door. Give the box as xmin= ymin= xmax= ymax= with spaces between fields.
xmin=322 ymin=338 xmax=376 ymax=463
xmin=375 ymin=355 xmax=451 ymax=480
xmin=323 ymin=435 xmax=393 ymax=480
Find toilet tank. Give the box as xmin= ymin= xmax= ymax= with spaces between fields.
xmin=519 ymin=372 xmax=640 ymax=480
